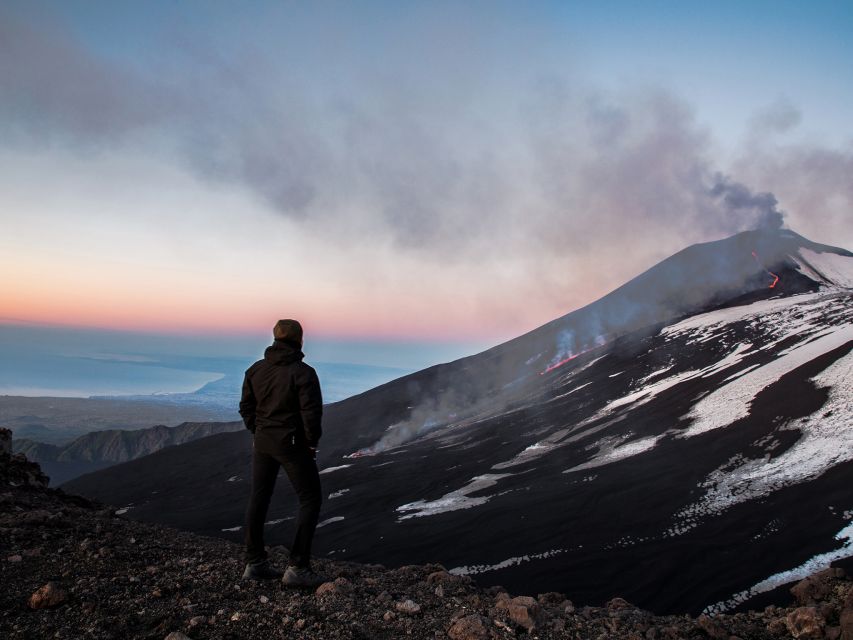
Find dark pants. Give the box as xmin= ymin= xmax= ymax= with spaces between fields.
xmin=244 ymin=446 xmax=322 ymax=568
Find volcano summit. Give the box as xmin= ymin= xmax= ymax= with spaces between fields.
xmin=66 ymin=228 xmax=853 ymax=615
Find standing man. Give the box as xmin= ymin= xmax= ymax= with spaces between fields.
xmin=240 ymin=319 xmax=324 ymax=586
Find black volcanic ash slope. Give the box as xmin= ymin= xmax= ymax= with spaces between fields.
xmin=4 ymin=433 xmax=853 ymax=640
xmin=65 ymin=228 xmax=853 ymax=616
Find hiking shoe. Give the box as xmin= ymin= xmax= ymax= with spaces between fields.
xmin=282 ymin=565 xmax=324 ymax=588
xmin=242 ymin=560 xmax=284 ymax=581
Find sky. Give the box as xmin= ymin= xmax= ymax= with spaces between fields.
xmin=2 ymin=0 xmax=852 ymax=349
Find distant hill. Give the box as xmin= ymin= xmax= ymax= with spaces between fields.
xmin=14 ymin=421 xmax=242 ymax=485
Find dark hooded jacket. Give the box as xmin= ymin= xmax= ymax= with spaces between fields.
xmin=239 ymin=339 xmax=323 ymax=454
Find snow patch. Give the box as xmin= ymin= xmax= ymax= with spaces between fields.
xmin=450 ymin=548 xmax=565 ymax=576
xmin=797 ymin=249 xmax=853 ymax=288
xmin=319 ymin=465 xmax=352 ymax=475
xmin=316 ymin=516 xmax=345 ymax=528
xmin=679 ymin=341 xmax=853 ymax=521
xmin=329 ymin=489 xmax=350 ymax=499
xmin=704 ymin=520 xmax=853 ymax=615
xmin=396 ymin=474 xmax=512 ymax=520
xmin=679 ymin=323 xmax=852 ymax=440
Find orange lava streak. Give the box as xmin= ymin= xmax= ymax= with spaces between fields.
xmin=540 ymin=352 xmax=582 ymax=375
xmin=751 ymin=250 xmax=781 ymax=289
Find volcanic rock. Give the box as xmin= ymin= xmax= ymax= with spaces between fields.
xmin=840 ymin=605 xmax=853 ymax=640
xmin=792 ymin=570 xmax=841 ymax=605
xmin=396 ymin=598 xmax=422 ymax=615
xmin=786 ymin=606 xmax=826 ymax=639
xmin=27 ymin=581 xmax=67 ymax=609
xmin=447 ymin=614 xmax=491 ymax=640
xmin=697 ymin=613 xmax=728 ymax=639
xmin=316 ymin=577 xmax=352 ymax=597
xmin=505 ymin=595 xmax=542 ymax=630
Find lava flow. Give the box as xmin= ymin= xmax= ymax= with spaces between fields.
xmin=751 ymin=250 xmax=780 ymax=288
xmin=540 ymin=351 xmax=583 ymax=375
xmin=540 ymin=343 xmax=602 ymax=375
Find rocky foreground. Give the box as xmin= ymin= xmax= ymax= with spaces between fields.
xmin=2 ymin=433 xmax=853 ymax=639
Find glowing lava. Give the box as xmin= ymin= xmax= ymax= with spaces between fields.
xmin=751 ymin=250 xmax=781 ymax=289
xmin=540 ymin=344 xmax=603 ymax=375
xmin=541 ymin=351 xmax=583 ymax=375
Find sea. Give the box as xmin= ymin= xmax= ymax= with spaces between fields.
xmin=0 ymin=323 xmax=486 ymax=404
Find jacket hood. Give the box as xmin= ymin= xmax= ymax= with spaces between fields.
xmin=264 ymin=340 xmax=305 ymax=366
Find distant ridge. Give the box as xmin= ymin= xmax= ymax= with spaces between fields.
xmin=14 ymin=421 xmax=242 ymax=485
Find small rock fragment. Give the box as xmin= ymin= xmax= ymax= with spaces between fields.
xmin=164 ymin=633 xmax=191 ymax=640
xmin=447 ymin=614 xmax=490 ymax=640
xmin=28 ymin=582 xmax=68 ymax=609
xmin=396 ymin=599 xmax=422 ymax=615
xmin=607 ymin=597 xmax=635 ymax=611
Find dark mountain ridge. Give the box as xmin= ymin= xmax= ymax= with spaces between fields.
xmin=14 ymin=421 xmax=242 ymax=485
xmin=65 ymin=227 xmax=853 ymax=615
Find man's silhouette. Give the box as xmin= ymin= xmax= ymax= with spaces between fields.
xmin=239 ymin=319 xmax=324 ymax=586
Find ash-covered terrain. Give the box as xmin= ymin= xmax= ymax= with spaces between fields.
xmin=4 ymin=433 xmax=853 ymax=639
xmin=66 ymin=228 xmax=853 ymax=616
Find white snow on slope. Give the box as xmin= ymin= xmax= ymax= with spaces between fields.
xmin=797 ymin=249 xmax=853 ymax=288
xmin=396 ymin=474 xmax=512 ymax=519
xmin=319 ymin=465 xmax=352 ymax=475
xmin=495 ymin=341 xmax=753 ymax=472
xmin=529 ymin=293 xmax=850 ymax=475
xmin=679 ymin=324 xmax=852 ymax=440
xmin=568 ymin=433 xmax=664 ymax=472
xmin=704 ymin=519 xmax=853 ymax=615
xmin=678 ymin=337 xmax=853 ymax=521
xmin=450 ymin=548 xmax=565 ymax=576
xmin=317 ymin=516 xmax=345 ymax=528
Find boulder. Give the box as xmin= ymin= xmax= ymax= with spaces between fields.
xmin=792 ymin=575 xmax=833 ymax=605
xmin=506 ymin=595 xmax=541 ymax=631
xmin=786 ymin=607 xmax=826 ymax=639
